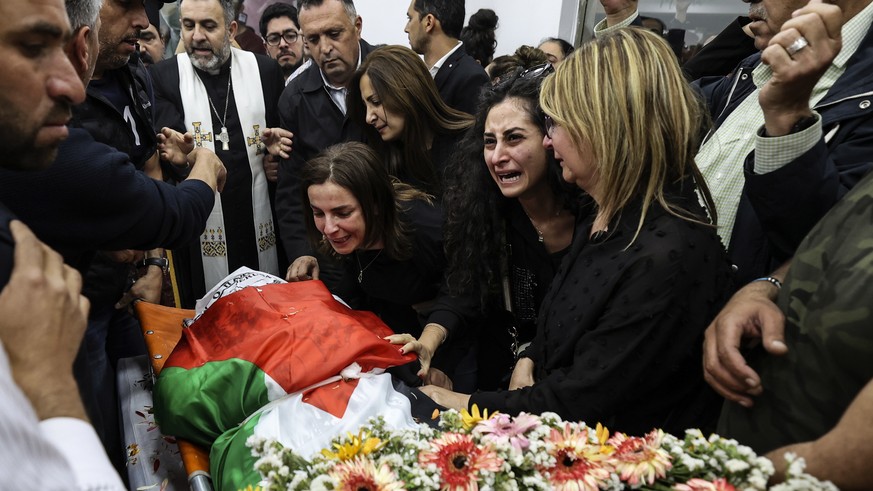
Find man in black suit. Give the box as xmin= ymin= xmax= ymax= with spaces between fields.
xmin=275 ymin=0 xmax=374 ymax=286
xmin=405 ymin=0 xmax=489 ymax=114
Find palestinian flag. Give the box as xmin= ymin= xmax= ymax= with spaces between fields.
xmin=153 ymin=280 xmax=429 ymax=490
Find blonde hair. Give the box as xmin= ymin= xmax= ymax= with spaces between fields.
xmin=539 ymin=28 xmax=715 ymax=243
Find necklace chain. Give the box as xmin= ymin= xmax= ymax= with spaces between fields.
xmin=355 ymin=249 xmax=383 ymax=283
xmin=524 ymin=207 xmax=562 ymax=243
xmin=199 ymin=68 xmax=232 ymax=151
xmin=206 ymin=75 xmax=231 ymax=128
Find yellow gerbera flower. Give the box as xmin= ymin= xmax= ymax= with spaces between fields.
xmin=595 ymin=423 xmax=615 ymax=455
xmin=460 ymin=404 xmax=497 ymax=430
xmin=321 ymin=430 xmax=383 ymax=461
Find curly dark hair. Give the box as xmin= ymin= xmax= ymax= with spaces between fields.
xmin=443 ymin=74 xmax=580 ymax=309
xmin=460 ymin=8 xmax=498 ymax=66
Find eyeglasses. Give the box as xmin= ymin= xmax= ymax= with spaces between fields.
xmin=265 ymin=30 xmax=299 ymax=46
xmin=519 ymin=63 xmax=555 ymax=80
xmin=544 ymin=115 xmax=558 ymax=138
xmin=492 ymin=62 xmax=555 ymax=90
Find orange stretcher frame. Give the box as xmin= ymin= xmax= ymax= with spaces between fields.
xmin=134 ymin=301 xmax=213 ymax=491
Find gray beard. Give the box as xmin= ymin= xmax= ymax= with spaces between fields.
xmin=189 ymin=38 xmax=232 ymax=72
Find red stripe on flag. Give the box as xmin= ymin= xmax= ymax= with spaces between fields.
xmin=165 ymin=281 xmax=415 ymax=394
xmin=302 ymin=379 xmax=360 ymax=419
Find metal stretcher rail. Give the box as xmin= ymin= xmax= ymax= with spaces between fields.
xmin=133 ymin=301 xmax=213 ymax=491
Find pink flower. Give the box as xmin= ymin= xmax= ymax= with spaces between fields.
xmin=609 ymin=430 xmax=673 ymax=486
xmin=674 ymin=478 xmax=737 ymax=491
xmin=419 ymin=433 xmax=503 ymax=491
xmin=473 ymin=413 xmax=539 ymax=451
xmin=540 ymin=424 xmax=611 ymax=491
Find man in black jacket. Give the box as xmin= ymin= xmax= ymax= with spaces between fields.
xmin=275 ymin=0 xmax=373 ymax=287
xmin=0 ymin=0 xmax=225 ymax=476
xmin=599 ymin=0 xmax=873 ymax=288
xmin=404 ymin=0 xmax=489 ymax=114
xmin=65 ymin=0 xmax=175 ymax=472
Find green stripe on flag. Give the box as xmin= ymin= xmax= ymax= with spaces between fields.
xmin=154 ymin=359 xmax=272 ymax=446
xmin=211 ymin=412 xmax=264 ymax=491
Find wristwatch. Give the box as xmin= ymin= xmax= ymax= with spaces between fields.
xmin=139 ymin=257 xmax=169 ymax=274
xmin=789 ymin=114 xmax=818 ymax=134
xmin=760 ymin=114 xmax=818 ymax=137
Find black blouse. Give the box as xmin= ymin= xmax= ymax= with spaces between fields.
xmin=338 ymin=199 xmax=446 ymax=338
xmin=505 ymin=200 xmax=570 ymax=345
xmin=470 ymin=184 xmax=734 ymax=435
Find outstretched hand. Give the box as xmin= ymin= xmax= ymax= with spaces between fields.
xmin=157 ymin=127 xmax=195 ymax=166
xmin=419 ymin=385 xmax=470 ymax=411
xmin=385 ymin=323 xmax=448 ymax=384
xmin=262 ymin=127 xmax=293 ymax=160
xmin=286 ymin=255 xmax=319 ymax=281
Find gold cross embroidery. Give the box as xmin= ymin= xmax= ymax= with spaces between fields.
xmin=192 ymin=122 xmax=213 ymax=148
xmin=246 ymin=124 xmax=264 ymax=155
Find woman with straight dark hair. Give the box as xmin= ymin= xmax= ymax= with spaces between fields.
xmin=419 ymin=29 xmax=733 ymax=435
xmin=346 ymin=45 xmax=473 ymax=195
xmin=288 ymin=142 xmax=475 ymax=389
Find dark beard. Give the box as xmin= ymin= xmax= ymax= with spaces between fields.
xmin=281 ymin=59 xmax=302 ymax=79
xmin=0 ymin=104 xmax=70 ymax=171
xmin=139 ymin=50 xmax=157 ymax=67
xmin=0 ymin=99 xmax=71 ymax=171
xmin=0 ymin=136 xmax=59 ymax=172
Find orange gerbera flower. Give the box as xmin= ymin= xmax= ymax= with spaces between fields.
xmin=419 ymin=432 xmax=503 ymax=491
xmin=540 ymin=425 xmax=611 ymax=491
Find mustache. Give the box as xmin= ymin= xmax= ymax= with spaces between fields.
xmin=189 ymin=42 xmax=215 ymax=53
xmin=47 ymin=104 xmax=73 ymax=125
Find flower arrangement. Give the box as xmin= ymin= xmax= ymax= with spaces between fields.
xmin=247 ymin=407 xmax=836 ymax=491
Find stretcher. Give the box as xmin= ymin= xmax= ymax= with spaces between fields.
xmin=133 ymin=301 xmax=213 ymax=491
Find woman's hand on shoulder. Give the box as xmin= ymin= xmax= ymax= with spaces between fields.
xmin=509 ymin=357 xmax=535 ymax=390
xmin=286 ymin=255 xmax=319 ymax=281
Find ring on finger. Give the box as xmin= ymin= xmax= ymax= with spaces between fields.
xmin=786 ymin=36 xmax=809 ymax=56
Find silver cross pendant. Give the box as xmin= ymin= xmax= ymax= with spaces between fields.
xmin=218 ymin=126 xmax=230 ymax=151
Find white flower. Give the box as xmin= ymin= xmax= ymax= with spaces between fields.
xmin=288 ymin=471 xmax=308 ymax=490
xmin=725 ymin=458 xmax=751 ymax=473
xmin=309 ymin=473 xmax=336 ymax=491
xmin=679 ymin=453 xmax=706 ymax=471
xmin=745 ymin=469 xmax=769 ymax=489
